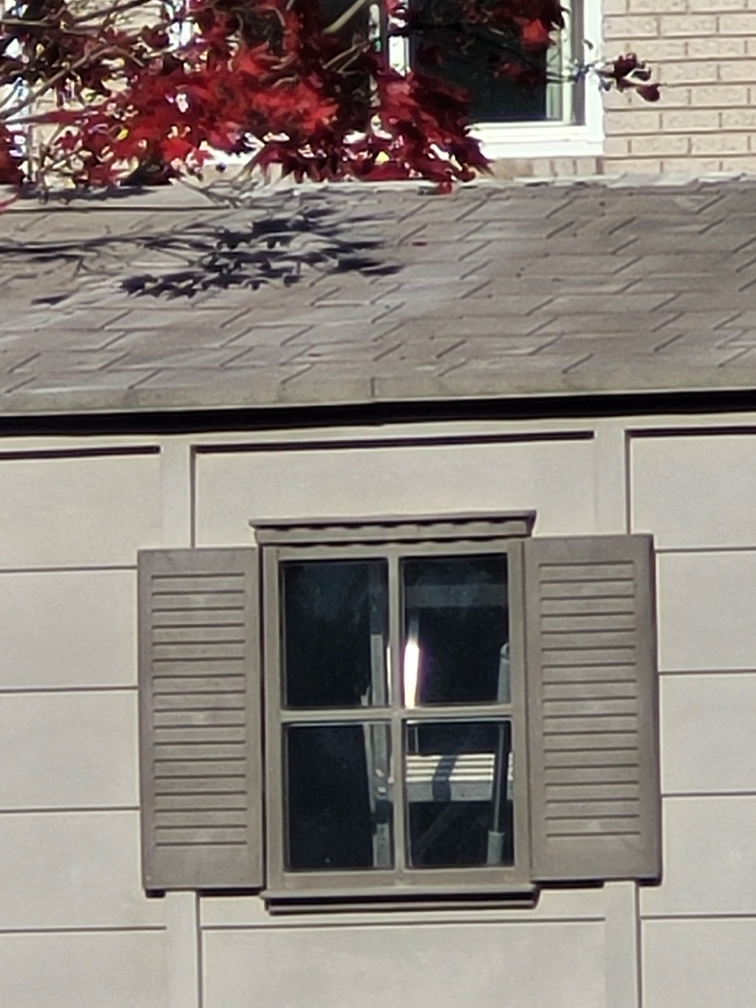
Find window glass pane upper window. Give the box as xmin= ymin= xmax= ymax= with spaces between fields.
xmin=408 ymin=0 xmax=548 ymax=122
xmin=402 ymin=554 xmax=509 ymax=707
xmin=405 ymin=719 xmax=514 ymax=868
xmin=281 ymin=559 xmax=389 ymax=709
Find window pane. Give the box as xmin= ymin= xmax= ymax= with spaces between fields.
xmin=285 ymin=723 xmax=393 ymax=871
xmin=408 ymin=0 xmax=548 ymax=122
xmin=405 ymin=720 xmax=514 ymax=868
xmin=282 ymin=559 xmax=389 ymax=708
xmin=402 ymin=554 xmax=509 ymax=707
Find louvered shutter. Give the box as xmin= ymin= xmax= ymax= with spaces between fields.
xmin=138 ymin=549 xmax=263 ymax=891
xmin=524 ymin=535 xmax=660 ymax=883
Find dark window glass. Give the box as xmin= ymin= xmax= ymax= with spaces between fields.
xmin=402 ymin=554 xmax=509 ymax=706
xmin=285 ymin=723 xmax=393 ymax=871
xmin=282 ymin=559 xmax=389 ymax=709
xmin=408 ymin=0 xmax=548 ymax=122
xmin=405 ymin=719 xmax=514 ymax=868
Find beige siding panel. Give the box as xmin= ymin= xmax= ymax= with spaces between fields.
xmin=203 ymin=922 xmax=604 ymax=1008
xmin=195 ymin=440 xmax=596 ymax=546
xmin=0 ymin=810 xmax=162 ymax=928
xmin=0 ymin=931 xmax=167 ymax=1008
xmin=0 ymin=570 xmax=136 ymax=689
xmin=0 ymin=691 xmax=138 ymax=809
xmin=643 ymin=919 xmax=756 ymax=1008
xmin=660 ymin=674 xmax=756 ymax=794
xmin=631 ymin=434 xmax=756 ymax=549
xmin=0 ymin=453 xmax=160 ymax=568
xmin=656 ymin=553 xmax=756 ymax=671
xmin=641 ymin=796 xmax=756 ymax=917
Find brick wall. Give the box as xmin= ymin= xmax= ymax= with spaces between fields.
xmin=602 ymin=2 xmax=756 ymax=174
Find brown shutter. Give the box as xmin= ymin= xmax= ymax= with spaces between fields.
xmin=138 ymin=548 xmax=263 ymax=891
xmin=524 ymin=535 xmax=660 ymax=883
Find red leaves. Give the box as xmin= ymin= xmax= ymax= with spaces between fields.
xmin=597 ymin=52 xmax=661 ymax=102
xmin=0 ymin=0 xmax=659 ymax=194
xmin=517 ymin=17 xmax=552 ymax=49
xmin=0 ymin=126 xmax=24 ymax=186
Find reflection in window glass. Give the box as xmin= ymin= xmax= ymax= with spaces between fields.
xmin=405 ymin=720 xmax=513 ymax=868
xmin=282 ymin=559 xmax=388 ymax=708
xmin=402 ymin=554 xmax=509 ymax=706
xmin=285 ymin=723 xmax=393 ymax=871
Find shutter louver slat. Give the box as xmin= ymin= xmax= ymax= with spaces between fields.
xmin=525 ymin=535 xmax=661 ymax=883
xmin=139 ymin=549 xmax=263 ymax=891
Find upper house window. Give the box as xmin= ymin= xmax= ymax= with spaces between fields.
xmin=138 ymin=515 xmax=661 ymax=913
xmin=389 ymin=0 xmax=579 ymax=125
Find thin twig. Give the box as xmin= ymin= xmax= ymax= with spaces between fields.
xmin=323 ymin=0 xmax=372 ymax=35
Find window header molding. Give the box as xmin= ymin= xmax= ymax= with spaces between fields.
xmin=251 ymin=512 xmax=536 ymax=547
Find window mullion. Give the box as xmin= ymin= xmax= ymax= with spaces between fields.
xmin=388 ymin=549 xmax=407 ymax=876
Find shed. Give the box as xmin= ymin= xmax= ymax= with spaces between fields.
xmin=1 ymin=174 xmax=755 ymax=1008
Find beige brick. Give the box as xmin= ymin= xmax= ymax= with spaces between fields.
xmin=718 ymin=58 xmax=756 ymax=79
xmin=660 ymin=61 xmax=720 ymax=83
xmin=546 ymin=158 xmax=599 ymax=175
xmin=643 ymin=86 xmax=692 ymax=108
xmin=629 ymin=0 xmax=686 ymax=10
xmin=604 ymin=109 xmax=663 ymax=134
xmin=602 ymin=89 xmax=639 ymax=111
xmin=661 ymin=108 xmax=721 ymax=130
xmin=659 ymin=157 xmax=723 ymax=171
xmin=690 ymin=0 xmax=748 ymax=8
xmin=604 ymin=136 xmax=632 ymax=156
xmin=721 ymin=107 xmax=756 ymax=128
xmin=719 ymin=11 xmax=756 ymax=29
xmin=630 ymin=133 xmax=691 ymax=155
xmin=720 ymin=154 xmax=756 ymax=170
xmin=660 ymin=13 xmax=718 ymax=33
xmin=691 ymin=132 xmax=750 ymax=153
xmin=603 ymin=157 xmax=664 ymax=172
xmin=686 ymin=36 xmax=747 ymax=56
xmin=603 ymin=0 xmax=629 ymax=12
xmin=603 ymin=14 xmax=660 ymax=36
xmin=689 ymin=83 xmax=749 ymax=103
xmin=613 ymin=38 xmax=687 ymax=60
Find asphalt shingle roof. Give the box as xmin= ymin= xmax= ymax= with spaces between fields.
xmin=2 ymin=173 xmax=756 ymax=416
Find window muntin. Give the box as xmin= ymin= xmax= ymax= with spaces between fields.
xmin=265 ymin=537 xmax=530 ymax=897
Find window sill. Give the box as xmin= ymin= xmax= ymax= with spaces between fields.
xmin=263 ymin=885 xmax=539 ymax=915
xmin=473 ymin=123 xmax=603 ymax=161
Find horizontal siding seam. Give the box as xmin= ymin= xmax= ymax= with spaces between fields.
xmin=0 ymin=805 xmax=139 ymax=815
xmin=0 ymin=925 xmax=165 ymax=935
xmin=199 ymin=916 xmax=607 ymax=931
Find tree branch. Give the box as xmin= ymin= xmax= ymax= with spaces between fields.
xmin=323 ymin=0 xmax=372 ymax=35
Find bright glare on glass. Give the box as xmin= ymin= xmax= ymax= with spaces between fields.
xmin=401 ymin=554 xmax=509 ymax=707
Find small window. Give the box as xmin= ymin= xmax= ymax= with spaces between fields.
xmin=138 ymin=520 xmax=661 ymax=908
xmin=264 ymin=534 xmax=530 ymax=899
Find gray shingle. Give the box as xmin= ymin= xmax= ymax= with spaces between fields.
xmin=1 ymin=175 xmax=756 ymax=415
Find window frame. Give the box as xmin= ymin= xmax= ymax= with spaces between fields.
xmin=261 ymin=531 xmax=534 ymax=901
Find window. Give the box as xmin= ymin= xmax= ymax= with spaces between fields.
xmin=138 ymin=515 xmax=661 ymax=911
xmin=385 ymin=0 xmax=604 ymax=161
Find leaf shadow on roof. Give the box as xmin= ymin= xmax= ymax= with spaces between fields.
xmin=1 ymin=188 xmax=403 ymax=302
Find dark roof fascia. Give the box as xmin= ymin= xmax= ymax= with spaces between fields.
xmin=1 ymin=386 xmax=756 ymax=439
